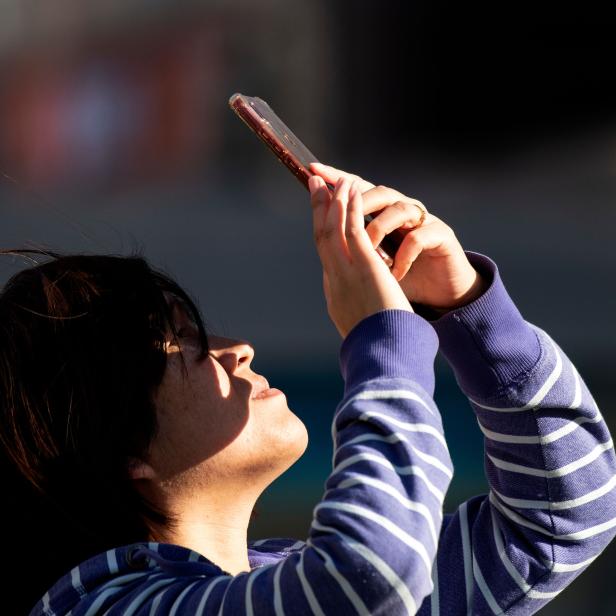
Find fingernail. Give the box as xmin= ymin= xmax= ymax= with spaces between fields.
xmin=308 ymin=176 xmax=317 ymax=193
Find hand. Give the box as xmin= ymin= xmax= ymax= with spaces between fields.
xmin=308 ymin=173 xmax=413 ymax=339
xmin=310 ymin=163 xmax=489 ymax=313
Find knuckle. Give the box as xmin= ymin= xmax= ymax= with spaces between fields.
xmin=368 ymin=218 xmax=385 ymax=234
xmin=392 ymin=200 xmax=407 ymax=213
xmin=320 ymin=227 xmax=336 ymax=242
xmin=346 ymin=225 xmax=364 ymax=241
xmin=328 ymin=193 xmax=341 ymax=207
xmin=313 ymin=228 xmax=329 ymax=245
xmin=351 ymin=173 xmax=365 ymax=185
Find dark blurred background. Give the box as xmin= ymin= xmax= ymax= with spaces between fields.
xmin=1 ymin=1 xmax=614 ymax=613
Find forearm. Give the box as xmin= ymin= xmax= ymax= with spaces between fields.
xmin=427 ymin=252 xmax=616 ymax=614
xmin=313 ymin=309 xmax=452 ymax=611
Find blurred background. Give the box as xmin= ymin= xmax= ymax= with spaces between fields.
xmin=0 ymin=1 xmax=614 ymax=613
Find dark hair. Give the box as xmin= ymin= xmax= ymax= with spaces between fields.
xmin=0 ymin=249 xmax=209 ymax=614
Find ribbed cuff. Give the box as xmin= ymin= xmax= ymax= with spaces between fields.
xmin=339 ymin=309 xmax=439 ymax=397
xmin=428 ymin=252 xmax=542 ymax=398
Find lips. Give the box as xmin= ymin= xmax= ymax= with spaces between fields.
xmin=250 ymin=376 xmax=285 ymax=400
xmin=250 ymin=376 xmax=271 ymax=399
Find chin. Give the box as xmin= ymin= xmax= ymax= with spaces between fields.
xmin=283 ymin=408 xmax=308 ymax=450
xmin=269 ymin=412 xmax=309 ymax=475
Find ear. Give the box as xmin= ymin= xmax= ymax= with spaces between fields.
xmin=127 ymin=456 xmax=156 ymax=481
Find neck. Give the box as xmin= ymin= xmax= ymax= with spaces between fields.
xmin=153 ymin=490 xmax=258 ymax=576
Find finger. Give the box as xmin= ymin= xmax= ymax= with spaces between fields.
xmin=310 ymin=175 xmax=339 ymax=265
xmin=309 ymin=162 xmax=375 ymax=193
xmin=330 ymin=176 xmax=351 ymax=253
xmin=309 ymin=175 xmax=330 ymax=253
xmin=322 ymin=270 xmax=331 ymax=301
xmin=390 ymin=222 xmax=446 ymax=281
xmin=361 ymin=185 xmax=427 ymax=217
xmin=345 ymin=181 xmax=374 ymax=256
xmin=319 ymin=177 xmax=350 ymax=263
xmin=364 ymin=200 xmax=424 ymax=249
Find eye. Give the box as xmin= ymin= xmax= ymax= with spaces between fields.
xmin=177 ymin=326 xmax=197 ymax=339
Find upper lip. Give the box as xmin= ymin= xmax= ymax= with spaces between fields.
xmin=251 ymin=376 xmax=270 ymax=398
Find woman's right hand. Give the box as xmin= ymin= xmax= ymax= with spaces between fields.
xmin=309 ymin=174 xmax=413 ymax=339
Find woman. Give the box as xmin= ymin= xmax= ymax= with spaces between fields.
xmin=2 ymin=163 xmax=615 ymax=615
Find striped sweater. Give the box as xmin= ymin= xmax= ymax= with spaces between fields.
xmin=32 ymin=252 xmax=616 ymax=615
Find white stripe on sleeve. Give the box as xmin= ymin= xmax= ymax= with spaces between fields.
xmin=358 ymin=411 xmax=448 ymax=448
xmin=486 ymin=439 xmax=614 ymax=478
xmin=569 ymin=366 xmax=582 ymax=410
xmin=489 ymin=492 xmax=616 ymax=540
xmin=337 ymin=388 xmax=435 ymax=416
xmin=314 ymin=500 xmax=433 ymax=574
xmin=478 ymin=411 xmax=603 ymax=445
xmin=296 ymin=550 xmax=325 ymax=616
xmin=334 ymin=473 xmax=439 ymax=546
xmin=312 ymin=520 xmax=418 ymax=614
xmin=459 ymin=502 xmax=474 ymax=616
xmin=430 ymin=560 xmax=440 ymax=616
xmin=307 ymin=541 xmax=371 ymax=615
xmin=332 ymin=452 xmax=445 ymax=501
xmin=469 ymin=340 xmax=562 ymax=413
xmin=490 ymin=510 xmax=563 ymax=600
xmin=343 ymin=432 xmax=453 ymax=478
xmin=544 ymin=554 xmax=598 ymax=572
xmin=492 ymin=473 xmax=616 ymax=511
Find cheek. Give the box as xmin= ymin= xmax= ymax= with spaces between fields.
xmin=150 ymin=356 xmax=251 ymax=477
xmin=209 ymin=361 xmax=231 ymax=399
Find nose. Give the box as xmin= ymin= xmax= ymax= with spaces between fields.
xmin=208 ymin=335 xmax=255 ymax=373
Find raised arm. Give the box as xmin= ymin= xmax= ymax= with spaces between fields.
xmin=308 ymin=163 xmax=616 ymax=615
xmin=421 ymin=252 xmax=616 ymax=615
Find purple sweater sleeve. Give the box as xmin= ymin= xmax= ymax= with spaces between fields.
xmin=417 ymin=252 xmax=616 ymax=615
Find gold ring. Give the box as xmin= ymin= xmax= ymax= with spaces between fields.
xmin=411 ymin=201 xmax=427 ymax=227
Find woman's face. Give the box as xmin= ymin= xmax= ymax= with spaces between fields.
xmin=143 ymin=300 xmax=308 ymax=495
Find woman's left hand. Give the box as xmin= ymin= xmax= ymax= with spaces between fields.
xmin=309 ymin=162 xmax=489 ymax=313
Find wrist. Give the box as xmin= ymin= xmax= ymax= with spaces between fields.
xmin=414 ymin=267 xmax=489 ymax=319
xmin=444 ymin=268 xmax=490 ymax=310
xmin=340 ymin=309 xmax=439 ymax=395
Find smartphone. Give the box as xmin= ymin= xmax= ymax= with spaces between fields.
xmin=228 ymin=93 xmax=407 ymax=266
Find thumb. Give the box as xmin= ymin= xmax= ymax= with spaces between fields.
xmin=322 ymin=270 xmax=331 ymax=301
